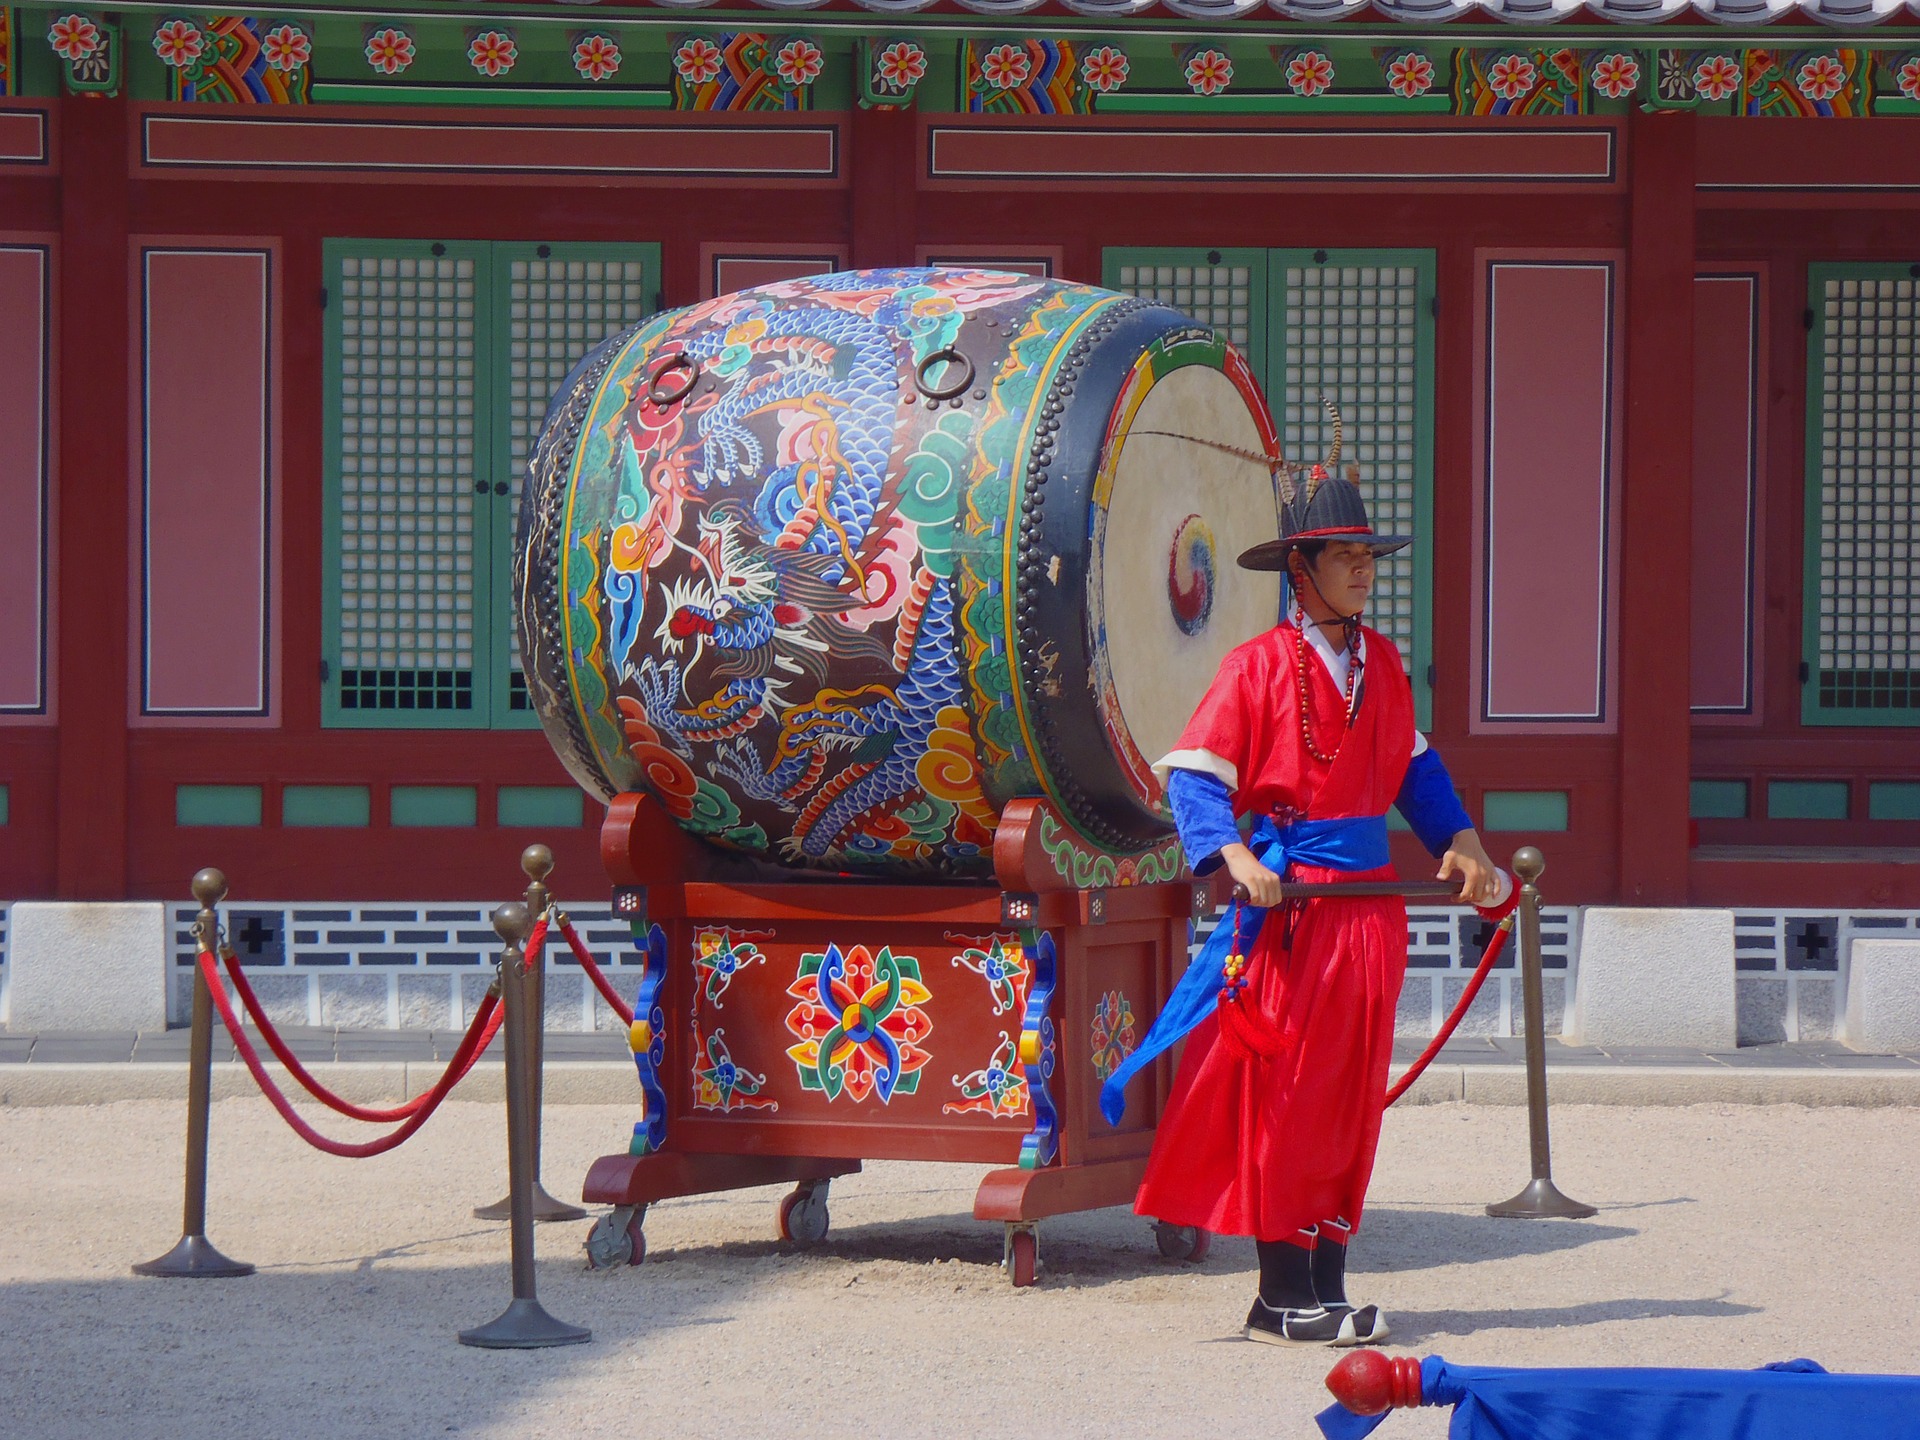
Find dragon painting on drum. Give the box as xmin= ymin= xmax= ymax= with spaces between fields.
xmin=516 ymin=268 xmax=1286 ymax=879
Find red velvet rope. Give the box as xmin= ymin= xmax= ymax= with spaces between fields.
xmin=220 ymin=943 xmax=507 ymax=1123
xmin=195 ymin=926 xmax=528 ymax=1158
xmin=1384 ymin=920 xmax=1510 ymax=1107
xmin=555 ymin=915 xmax=635 ymax=1026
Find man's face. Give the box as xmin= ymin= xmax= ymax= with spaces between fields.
xmin=1295 ymin=541 xmax=1377 ymax=614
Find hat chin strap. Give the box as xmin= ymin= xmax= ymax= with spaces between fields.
xmin=1295 ymin=561 xmax=1363 ymax=651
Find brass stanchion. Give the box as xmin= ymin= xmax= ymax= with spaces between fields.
xmin=134 ymin=868 xmax=256 ymax=1279
xmin=459 ymin=902 xmax=591 ymax=1349
xmin=1486 ymin=847 xmax=1597 ymax=1221
xmin=476 ymin=845 xmax=586 ymax=1224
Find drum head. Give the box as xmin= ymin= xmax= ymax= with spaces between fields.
xmin=1089 ymin=343 xmax=1281 ymax=805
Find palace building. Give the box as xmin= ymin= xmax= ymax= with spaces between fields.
xmin=0 ymin=0 xmax=1916 ymax=1041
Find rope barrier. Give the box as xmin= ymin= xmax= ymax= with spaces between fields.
xmin=193 ymin=915 xmax=548 ymax=1159
xmin=551 ymin=913 xmax=635 ymax=1026
xmin=1384 ymin=919 xmax=1511 ymax=1107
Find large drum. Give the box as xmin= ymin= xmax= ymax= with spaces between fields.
xmin=516 ymin=268 xmax=1282 ymax=878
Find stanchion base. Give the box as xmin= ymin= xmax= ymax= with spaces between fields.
xmin=458 ymin=1298 xmax=592 ymax=1350
xmin=133 ymin=1234 xmax=256 ymax=1278
xmin=1486 ymin=1177 xmax=1599 ymax=1220
xmin=474 ymin=1181 xmax=587 ymax=1224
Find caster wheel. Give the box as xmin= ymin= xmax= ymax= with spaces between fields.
xmin=778 ymin=1184 xmax=830 ymax=1247
xmin=1005 ymin=1227 xmax=1038 ymax=1289
xmin=584 ymin=1204 xmax=647 ymax=1269
xmin=1153 ymin=1221 xmax=1211 ymax=1264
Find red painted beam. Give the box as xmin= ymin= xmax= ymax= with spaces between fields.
xmin=1616 ymin=110 xmax=1696 ymax=905
xmin=53 ymin=94 xmax=133 ymax=898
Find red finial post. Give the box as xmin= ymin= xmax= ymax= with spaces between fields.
xmin=1326 ymin=1350 xmax=1425 ymax=1415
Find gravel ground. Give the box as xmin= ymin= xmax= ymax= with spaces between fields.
xmin=2 ymin=1098 xmax=1917 ymax=1439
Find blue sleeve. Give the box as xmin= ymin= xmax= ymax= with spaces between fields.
xmin=1165 ymin=769 xmax=1242 ymax=876
xmin=1394 ymin=747 xmax=1474 ymax=859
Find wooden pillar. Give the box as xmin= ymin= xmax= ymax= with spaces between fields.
xmin=53 ymin=92 xmax=132 ymax=898
xmin=1616 ymin=109 xmax=1696 ymax=904
xmin=847 ymin=100 xmax=917 ymax=270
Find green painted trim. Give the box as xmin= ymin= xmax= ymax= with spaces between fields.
xmin=498 ymin=785 xmax=585 ymax=827
xmin=1766 ymin=778 xmax=1850 ymax=821
xmin=1801 ymin=261 xmax=1920 ymax=728
xmin=1869 ymin=782 xmax=1920 ymax=822
xmin=0 ymin=783 xmax=8 ymax=826
xmin=391 ymin=785 xmax=479 ymax=826
xmin=323 ymin=238 xmax=495 ymax=731
xmin=282 ymin=785 xmax=373 ymax=827
xmin=1482 ymin=790 xmax=1568 ymax=832
xmin=486 ymin=239 xmax=660 ymax=730
xmin=176 ymin=784 xmax=264 ymax=827
xmin=311 ymin=82 xmax=672 ymax=107
xmin=1269 ymin=247 xmax=1437 ymax=731
xmin=1689 ymin=779 xmax=1749 ymax=820
xmin=1099 ymin=92 xmax=1451 ymax=115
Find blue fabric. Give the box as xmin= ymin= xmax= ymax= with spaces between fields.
xmin=1098 ymin=813 xmax=1389 ymax=1127
xmin=1316 ymin=1356 xmax=1920 ymax=1440
xmin=1394 ymin=748 xmax=1473 ymax=859
xmin=1165 ymin=768 xmax=1242 ymax=876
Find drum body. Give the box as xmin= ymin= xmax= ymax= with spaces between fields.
xmin=517 ymin=268 xmax=1281 ymax=878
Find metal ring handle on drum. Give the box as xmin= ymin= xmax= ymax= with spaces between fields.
xmin=646 ymin=353 xmax=700 ymax=408
xmin=914 ymin=347 xmax=974 ymax=402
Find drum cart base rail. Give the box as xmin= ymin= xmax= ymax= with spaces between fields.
xmin=581 ymin=793 xmax=1210 ymax=1286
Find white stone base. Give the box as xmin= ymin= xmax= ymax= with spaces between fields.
xmin=6 ymin=903 xmax=170 ymax=1032
xmin=1565 ymin=907 xmax=1736 ymax=1049
xmin=1841 ymin=940 xmax=1920 ymax=1051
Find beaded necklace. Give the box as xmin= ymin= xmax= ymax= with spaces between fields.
xmin=1293 ymin=607 xmax=1361 ymax=765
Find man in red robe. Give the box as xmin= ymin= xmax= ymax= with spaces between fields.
xmin=1100 ymin=457 xmax=1507 ymax=1348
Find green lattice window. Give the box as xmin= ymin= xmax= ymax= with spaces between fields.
xmin=1803 ymin=264 xmax=1920 ymax=726
xmin=323 ymin=240 xmax=658 ymax=729
xmin=1105 ymin=247 xmax=1435 ymax=727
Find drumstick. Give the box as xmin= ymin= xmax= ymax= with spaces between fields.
xmin=1230 ymin=880 xmax=1465 ymax=903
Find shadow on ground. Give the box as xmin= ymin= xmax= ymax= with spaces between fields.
xmin=1389 ymin=1292 xmax=1762 ymax=1344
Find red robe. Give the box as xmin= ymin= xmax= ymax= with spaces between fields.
xmin=1135 ymin=622 xmax=1416 ymax=1242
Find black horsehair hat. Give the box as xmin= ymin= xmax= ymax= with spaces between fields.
xmin=1234 ymin=400 xmax=1412 ymax=573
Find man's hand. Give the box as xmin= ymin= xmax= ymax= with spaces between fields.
xmin=1437 ymin=829 xmax=1505 ymax=906
xmin=1221 ymin=842 xmax=1283 ymax=908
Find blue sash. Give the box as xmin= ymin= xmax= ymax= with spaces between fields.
xmin=1098 ymin=813 xmax=1389 ymax=1127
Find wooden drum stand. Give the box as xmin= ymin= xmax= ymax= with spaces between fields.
xmin=580 ymin=792 xmax=1210 ymax=1287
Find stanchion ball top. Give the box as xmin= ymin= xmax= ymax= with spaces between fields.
xmin=520 ymin=844 xmax=555 ymax=882
xmin=191 ymin=868 xmax=229 ymax=906
xmin=493 ymin=901 xmax=531 ymax=944
xmin=1512 ymin=846 xmax=1545 ymax=883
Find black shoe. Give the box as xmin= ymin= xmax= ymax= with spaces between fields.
xmin=1244 ymin=1298 xmax=1346 ymax=1346
xmin=1325 ymin=1303 xmax=1390 ymax=1347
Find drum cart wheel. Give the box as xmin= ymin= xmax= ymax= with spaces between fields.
xmin=1002 ymin=1223 xmax=1039 ymax=1288
xmin=777 ymin=1180 xmax=831 ymax=1246
xmin=584 ymin=1204 xmax=647 ymax=1269
xmin=1152 ymin=1221 xmax=1211 ymax=1264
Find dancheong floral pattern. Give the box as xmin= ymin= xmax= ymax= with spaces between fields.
xmin=1287 ymin=51 xmax=1334 ymax=98
xmin=573 ymin=35 xmax=621 ymax=83
xmin=875 ymin=40 xmax=926 ymax=92
xmin=1185 ymin=48 xmax=1232 ymax=96
xmin=944 ymin=1034 xmax=1027 ymax=1119
xmin=364 ymin=27 xmax=414 ymax=76
xmin=693 ymin=1029 xmax=777 ymax=1114
xmin=1386 ymin=52 xmax=1433 ymax=100
xmin=468 ymin=30 xmax=517 ymax=78
xmin=46 ymin=13 xmax=101 ymax=62
xmin=1089 ymin=989 xmax=1138 ymax=1083
xmin=1590 ymin=53 xmax=1639 ymax=101
xmin=1486 ymin=54 xmax=1537 ymax=102
xmin=152 ymin=18 xmax=205 ymax=69
xmin=981 ymin=42 xmax=1031 ymax=90
xmin=1900 ymin=56 xmax=1920 ymax=102
xmin=674 ymin=37 xmax=723 ymax=85
xmin=775 ymin=38 xmax=822 ymax=88
xmin=784 ymin=944 xmax=932 ymax=1105
xmin=1693 ymin=55 xmax=1741 ymax=102
xmin=1795 ymin=54 xmax=1846 ymax=104
xmin=1080 ymin=44 xmax=1128 ymax=94
xmin=261 ymin=24 xmax=310 ymax=72
xmin=692 ymin=928 xmax=769 ymax=1009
